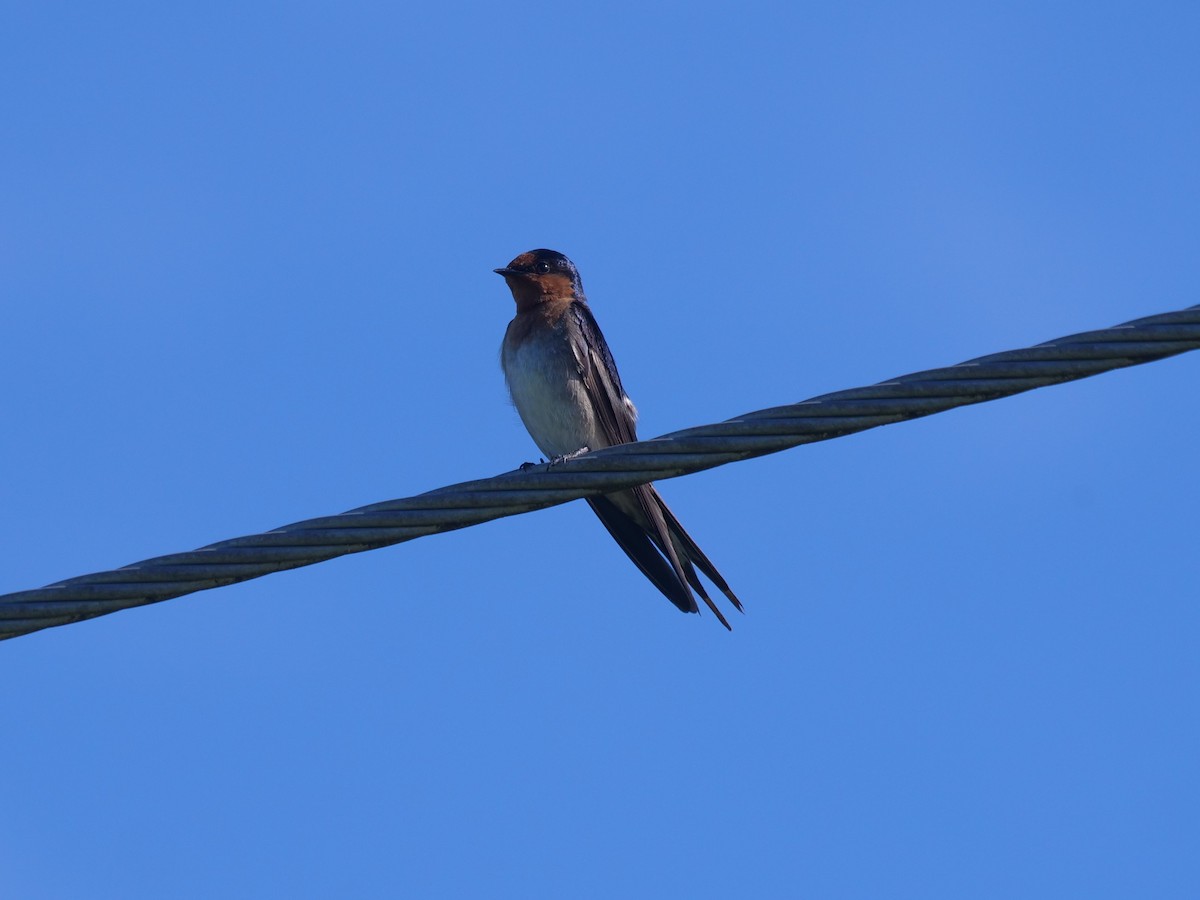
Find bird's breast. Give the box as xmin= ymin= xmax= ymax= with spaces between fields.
xmin=502 ymin=320 xmax=607 ymax=458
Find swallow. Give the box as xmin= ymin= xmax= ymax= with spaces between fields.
xmin=496 ymin=249 xmax=743 ymax=628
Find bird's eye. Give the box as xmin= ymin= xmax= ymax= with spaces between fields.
xmin=536 ymin=261 xmax=552 ymax=273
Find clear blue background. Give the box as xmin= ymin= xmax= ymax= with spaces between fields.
xmin=3 ymin=3 xmax=1197 ymax=897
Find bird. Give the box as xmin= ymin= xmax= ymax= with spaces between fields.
xmin=496 ymin=248 xmax=743 ymax=628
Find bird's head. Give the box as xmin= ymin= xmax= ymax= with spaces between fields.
xmin=495 ymin=249 xmax=585 ymax=309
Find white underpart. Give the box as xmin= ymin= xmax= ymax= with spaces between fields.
xmin=502 ymin=328 xmax=630 ymax=459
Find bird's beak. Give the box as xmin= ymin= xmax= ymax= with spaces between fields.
xmin=493 ymin=267 xmax=517 ymax=277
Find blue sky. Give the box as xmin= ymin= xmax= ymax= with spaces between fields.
xmin=3 ymin=3 xmax=1198 ymax=897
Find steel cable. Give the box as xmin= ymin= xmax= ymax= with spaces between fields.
xmin=3 ymin=304 xmax=1197 ymax=640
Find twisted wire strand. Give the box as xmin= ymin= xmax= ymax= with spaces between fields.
xmin=3 ymin=304 xmax=1197 ymax=640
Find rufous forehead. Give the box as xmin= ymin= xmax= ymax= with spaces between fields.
xmin=508 ymin=251 xmax=537 ymax=268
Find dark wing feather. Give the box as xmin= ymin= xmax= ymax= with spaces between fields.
xmin=569 ymin=302 xmax=736 ymax=627
xmin=569 ymin=302 xmax=638 ymax=444
xmin=586 ymin=495 xmax=696 ymax=614
xmin=656 ymin=500 xmax=744 ymax=612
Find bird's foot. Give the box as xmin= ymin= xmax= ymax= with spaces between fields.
xmin=519 ymin=458 xmax=547 ymax=472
